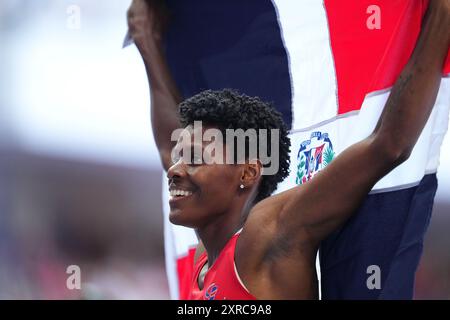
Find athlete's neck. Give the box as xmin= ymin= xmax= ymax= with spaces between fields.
xmin=196 ymin=196 xmax=253 ymax=267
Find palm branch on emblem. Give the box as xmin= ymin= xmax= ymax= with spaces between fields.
xmin=296 ymin=155 xmax=306 ymax=185
xmin=323 ymin=146 xmax=335 ymax=167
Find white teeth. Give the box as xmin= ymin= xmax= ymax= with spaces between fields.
xmin=170 ymin=189 xmax=193 ymax=197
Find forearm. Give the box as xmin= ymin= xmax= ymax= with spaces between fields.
xmin=373 ymin=4 xmax=450 ymax=158
xmin=127 ymin=0 xmax=182 ymax=170
xmin=142 ymin=41 xmax=182 ymax=170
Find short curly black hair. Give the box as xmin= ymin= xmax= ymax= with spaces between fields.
xmin=178 ymin=89 xmax=290 ymax=202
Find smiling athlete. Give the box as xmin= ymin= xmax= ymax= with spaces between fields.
xmin=127 ymin=0 xmax=450 ymax=299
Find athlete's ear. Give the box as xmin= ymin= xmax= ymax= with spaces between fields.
xmin=240 ymin=159 xmax=262 ymax=189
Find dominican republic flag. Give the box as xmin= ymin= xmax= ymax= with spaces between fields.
xmin=158 ymin=0 xmax=450 ymax=299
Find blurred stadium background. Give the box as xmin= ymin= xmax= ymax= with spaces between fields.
xmin=0 ymin=0 xmax=448 ymax=299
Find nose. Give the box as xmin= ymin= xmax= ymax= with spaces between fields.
xmin=167 ymin=158 xmax=188 ymax=182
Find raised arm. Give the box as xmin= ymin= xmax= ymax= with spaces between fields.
xmin=127 ymin=0 xmax=181 ymax=171
xmin=275 ymin=0 xmax=450 ymax=247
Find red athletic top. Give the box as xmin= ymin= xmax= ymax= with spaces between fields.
xmin=188 ymin=233 xmax=256 ymax=300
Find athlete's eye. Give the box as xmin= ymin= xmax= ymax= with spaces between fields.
xmin=190 ymin=153 xmax=203 ymax=165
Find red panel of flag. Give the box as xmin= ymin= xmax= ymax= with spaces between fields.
xmin=325 ymin=0 xmax=449 ymax=115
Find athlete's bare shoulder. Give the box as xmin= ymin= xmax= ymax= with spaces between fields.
xmin=233 ymin=190 xmax=317 ymax=299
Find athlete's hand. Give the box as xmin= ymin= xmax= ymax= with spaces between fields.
xmin=127 ymin=0 xmax=169 ymax=56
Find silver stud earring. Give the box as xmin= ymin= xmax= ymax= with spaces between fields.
xmin=240 ymin=184 xmax=245 ymax=189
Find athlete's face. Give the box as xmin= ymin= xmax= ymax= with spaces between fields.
xmin=167 ymin=125 xmax=243 ymax=228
